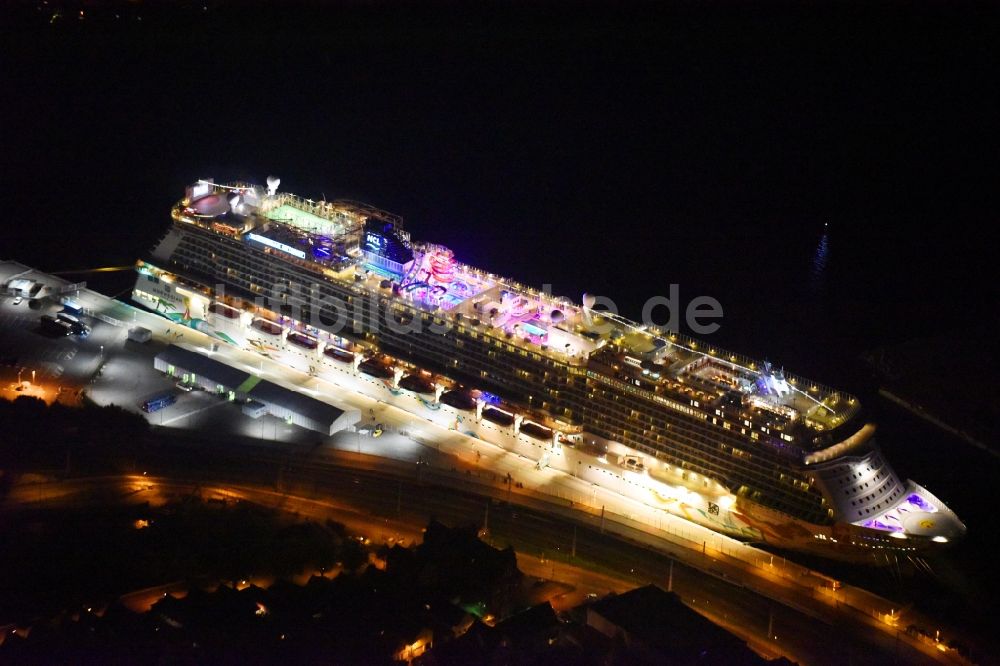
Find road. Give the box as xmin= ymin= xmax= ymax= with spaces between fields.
xmin=2 ymin=464 xmax=951 ymax=666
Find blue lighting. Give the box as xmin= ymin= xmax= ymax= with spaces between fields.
xmin=523 ymin=322 xmax=546 ymax=337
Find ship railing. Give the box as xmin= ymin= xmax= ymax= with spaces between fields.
xmin=398 ymin=296 xmax=589 ymax=366
xmin=266 ymin=194 xmax=366 ymax=234
xmin=591 ymin=310 xmax=859 ymax=419
xmin=332 ymin=199 xmax=404 ymax=226
xmin=202 ymin=182 xmax=374 ymax=231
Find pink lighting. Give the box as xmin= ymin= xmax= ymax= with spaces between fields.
xmin=428 ymin=249 xmax=455 ymax=283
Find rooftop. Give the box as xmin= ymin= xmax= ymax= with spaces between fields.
xmin=246 ymin=379 xmax=348 ymax=426
xmin=155 ymin=345 xmax=351 ymax=429
xmin=155 ymin=344 xmax=251 ymax=389
xmin=588 ymin=585 xmax=764 ymax=664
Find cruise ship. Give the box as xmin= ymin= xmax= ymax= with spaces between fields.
xmin=132 ymin=178 xmax=965 ymax=562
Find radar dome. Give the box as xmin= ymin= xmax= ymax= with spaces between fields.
xmin=582 ymin=293 xmax=596 ymax=309
xmin=550 ymin=309 xmax=564 ymax=323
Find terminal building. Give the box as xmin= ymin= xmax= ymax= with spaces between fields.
xmin=153 ymin=345 xmax=360 ymax=436
xmin=4 ymin=277 xmax=40 ymax=298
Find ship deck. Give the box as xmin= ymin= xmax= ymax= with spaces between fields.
xmin=175 ymin=183 xmax=862 ymax=429
xmin=263 ymin=203 xmax=345 ymax=236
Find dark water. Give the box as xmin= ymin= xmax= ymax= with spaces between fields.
xmin=2 ymin=0 xmax=997 ymax=644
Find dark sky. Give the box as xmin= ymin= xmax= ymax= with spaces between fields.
xmin=2 ymin=1 xmax=997 ymax=381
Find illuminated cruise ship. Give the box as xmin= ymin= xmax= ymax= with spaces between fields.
xmin=132 ymin=178 xmax=965 ymax=562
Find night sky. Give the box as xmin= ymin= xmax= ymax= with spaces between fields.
xmin=3 ymin=1 xmax=1000 ymax=639
xmin=2 ymin=1 xmax=997 ymax=383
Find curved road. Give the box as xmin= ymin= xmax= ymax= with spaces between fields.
xmin=3 ymin=460 xmax=954 ymax=666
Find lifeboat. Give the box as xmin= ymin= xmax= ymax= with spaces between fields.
xmin=323 ymin=346 xmax=354 ymax=364
xmin=251 ymin=318 xmax=283 ymax=336
xmin=440 ymin=389 xmax=476 ymax=411
xmin=287 ymin=331 xmax=318 ymax=349
xmin=209 ymin=302 xmax=240 ymax=319
xmin=520 ymin=421 xmax=553 ymax=441
xmin=359 ymin=358 xmax=394 ymax=379
xmin=482 ymin=406 xmax=515 ymax=427
xmin=398 ymin=374 xmax=435 ymax=395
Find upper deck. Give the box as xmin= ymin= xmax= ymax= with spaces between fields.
xmin=171 ymin=179 xmax=861 ymax=441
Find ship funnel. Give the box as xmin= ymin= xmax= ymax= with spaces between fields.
xmin=582 ymin=292 xmax=596 ymax=326
xmin=266 ymin=176 xmax=281 ymax=196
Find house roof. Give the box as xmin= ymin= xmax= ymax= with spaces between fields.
xmin=590 ymin=585 xmax=763 ymax=664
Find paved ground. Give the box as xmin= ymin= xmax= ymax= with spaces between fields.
xmin=0 ymin=299 xmax=113 ymax=405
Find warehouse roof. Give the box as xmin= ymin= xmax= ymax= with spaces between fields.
xmin=246 ymin=379 xmax=347 ymax=425
xmin=155 ymin=345 xmax=349 ymax=429
xmin=155 ymin=345 xmax=251 ymax=389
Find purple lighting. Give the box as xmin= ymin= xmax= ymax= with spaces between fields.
xmin=907 ymin=493 xmax=936 ymax=512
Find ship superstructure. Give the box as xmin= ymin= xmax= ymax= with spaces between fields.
xmin=133 ymin=178 xmax=965 ymax=561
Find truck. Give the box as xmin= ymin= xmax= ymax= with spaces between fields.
xmin=141 ymin=393 xmax=177 ymax=413
xmin=40 ymin=314 xmax=72 ymax=336
xmin=56 ymin=312 xmax=91 ymax=337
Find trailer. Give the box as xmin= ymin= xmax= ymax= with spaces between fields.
xmin=141 ymin=393 xmax=176 ymax=413
xmin=60 ymin=299 xmax=83 ymax=316
xmin=40 ymin=314 xmax=72 ymax=336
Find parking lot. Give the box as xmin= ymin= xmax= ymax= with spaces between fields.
xmin=88 ymin=343 xmax=318 ymax=445
xmin=0 ymin=293 xmax=122 ymax=405
xmin=1 ymin=262 xmax=320 ymax=444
